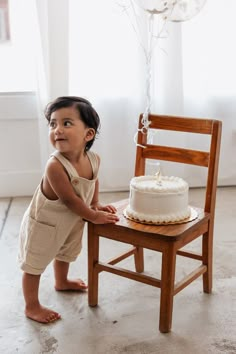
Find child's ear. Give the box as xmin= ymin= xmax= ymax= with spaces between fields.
xmin=85 ymin=128 xmax=96 ymax=142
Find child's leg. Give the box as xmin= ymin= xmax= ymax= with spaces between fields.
xmin=54 ymin=259 xmax=88 ymax=291
xmin=22 ymin=272 xmax=61 ymax=323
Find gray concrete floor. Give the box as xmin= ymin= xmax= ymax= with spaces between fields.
xmin=0 ymin=187 xmax=236 ymax=354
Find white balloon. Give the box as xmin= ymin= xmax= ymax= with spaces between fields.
xmin=134 ymin=0 xmax=207 ymax=22
xmin=165 ymin=0 xmax=207 ymax=22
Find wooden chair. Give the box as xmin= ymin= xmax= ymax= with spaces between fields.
xmin=87 ymin=114 xmax=222 ymax=333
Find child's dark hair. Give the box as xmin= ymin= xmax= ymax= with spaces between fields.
xmin=44 ymin=96 xmax=100 ymax=151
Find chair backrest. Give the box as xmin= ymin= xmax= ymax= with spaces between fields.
xmin=135 ymin=114 xmax=222 ymax=216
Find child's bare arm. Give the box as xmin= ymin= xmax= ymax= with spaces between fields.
xmin=45 ymin=158 xmax=119 ymax=224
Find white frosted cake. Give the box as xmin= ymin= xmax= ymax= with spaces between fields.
xmin=125 ymin=175 xmax=191 ymax=224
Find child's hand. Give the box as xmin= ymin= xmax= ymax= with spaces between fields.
xmin=91 ymin=203 xmax=117 ymax=214
xmin=93 ymin=210 xmax=119 ymax=224
xmin=100 ymin=204 xmax=117 ymax=213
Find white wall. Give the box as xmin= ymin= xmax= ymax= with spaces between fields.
xmin=0 ymin=93 xmax=42 ymax=197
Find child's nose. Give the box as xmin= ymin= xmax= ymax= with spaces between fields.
xmin=55 ymin=125 xmax=64 ymax=134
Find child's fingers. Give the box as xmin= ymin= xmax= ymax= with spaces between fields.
xmin=104 ymin=205 xmax=117 ymax=213
xmin=106 ymin=213 xmax=119 ymax=223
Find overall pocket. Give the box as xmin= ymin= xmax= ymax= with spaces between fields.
xmin=26 ymin=216 xmax=56 ymax=269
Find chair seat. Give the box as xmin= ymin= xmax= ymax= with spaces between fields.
xmin=94 ymin=199 xmax=210 ymax=247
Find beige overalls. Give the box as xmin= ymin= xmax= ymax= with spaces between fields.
xmin=18 ymin=150 xmax=98 ymax=275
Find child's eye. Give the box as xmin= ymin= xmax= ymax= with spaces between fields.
xmin=49 ymin=121 xmax=56 ymax=128
xmin=64 ymin=120 xmax=72 ymax=127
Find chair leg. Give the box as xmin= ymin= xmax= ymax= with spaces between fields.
xmin=159 ymin=244 xmax=176 ymax=333
xmin=202 ymin=230 xmax=213 ymax=293
xmin=88 ymin=223 xmax=99 ymax=306
xmin=134 ymin=246 xmax=144 ymax=273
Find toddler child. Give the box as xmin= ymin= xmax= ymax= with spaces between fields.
xmin=18 ymin=96 xmax=119 ymax=323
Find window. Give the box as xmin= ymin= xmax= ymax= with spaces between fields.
xmin=0 ymin=0 xmax=36 ymax=92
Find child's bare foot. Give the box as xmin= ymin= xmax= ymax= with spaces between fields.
xmin=25 ymin=304 xmax=61 ymax=324
xmin=55 ymin=279 xmax=88 ymax=292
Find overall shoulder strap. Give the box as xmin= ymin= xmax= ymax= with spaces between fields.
xmin=51 ymin=151 xmax=79 ymax=178
xmin=87 ymin=150 xmax=99 ymax=179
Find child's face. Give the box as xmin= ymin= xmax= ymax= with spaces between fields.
xmin=49 ymin=107 xmax=95 ymax=154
